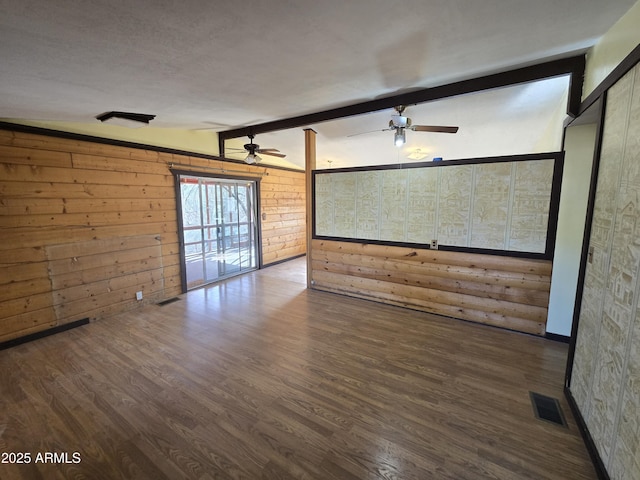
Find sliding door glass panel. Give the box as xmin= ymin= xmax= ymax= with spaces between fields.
xmin=181 ymin=179 xmax=205 ymax=288
xmin=179 ymin=175 xmax=259 ymax=290
xmin=204 ymin=181 xmax=223 ymax=283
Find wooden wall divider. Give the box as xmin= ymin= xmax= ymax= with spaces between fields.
xmin=0 ymin=128 xmax=306 ymax=343
xmin=310 ymin=239 xmax=552 ymax=335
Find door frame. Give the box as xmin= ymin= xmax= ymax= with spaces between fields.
xmin=172 ymin=169 xmax=263 ymax=292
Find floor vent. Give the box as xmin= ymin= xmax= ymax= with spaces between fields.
xmin=157 ymin=297 xmax=181 ymax=306
xmin=530 ymin=392 xmax=567 ymax=427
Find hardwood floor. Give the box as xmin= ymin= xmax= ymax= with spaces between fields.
xmin=0 ymin=257 xmax=596 ymax=479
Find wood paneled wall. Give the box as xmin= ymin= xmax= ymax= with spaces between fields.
xmin=310 ymin=239 xmax=552 ymax=335
xmin=260 ymin=168 xmax=306 ymax=265
xmin=0 ymin=129 xmax=305 ymax=342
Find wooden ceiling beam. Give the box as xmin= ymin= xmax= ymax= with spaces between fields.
xmin=218 ymin=54 xmax=585 ymax=155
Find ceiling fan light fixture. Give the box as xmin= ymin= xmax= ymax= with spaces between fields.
xmin=394 ymin=128 xmax=406 ymax=147
xmin=96 ymin=111 xmax=155 ymax=128
xmin=245 ymin=153 xmax=261 ymax=164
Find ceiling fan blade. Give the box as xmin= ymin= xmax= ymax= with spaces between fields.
xmin=347 ymin=128 xmax=394 ymax=138
xmin=256 ymin=148 xmax=281 ymax=153
xmin=259 ymin=150 xmax=287 ymax=158
xmin=411 ymin=125 xmax=459 ymax=133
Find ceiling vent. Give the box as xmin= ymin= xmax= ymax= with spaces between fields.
xmin=96 ymin=111 xmax=156 ymax=128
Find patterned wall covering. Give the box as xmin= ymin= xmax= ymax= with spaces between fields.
xmin=315 ymin=158 xmax=555 ymax=254
xmin=571 ymin=62 xmax=640 ymax=480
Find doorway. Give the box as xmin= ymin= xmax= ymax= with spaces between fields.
xmin=177 ymin=173 xmax=260 ymax=290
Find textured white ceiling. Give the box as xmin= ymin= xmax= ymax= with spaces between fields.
xmin=0 ymin=0 xmax=636 ymax=167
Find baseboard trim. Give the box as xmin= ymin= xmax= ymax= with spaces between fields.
xmin=564 ymin=387 xmax=610 ymax=480
xmin=263 ymin=253 xmax=306 ymax=268
xmin=0 ymin=318 xmax=90 ymax=351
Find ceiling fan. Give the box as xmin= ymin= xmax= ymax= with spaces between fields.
xmin=349 ymin=105 xmax=459 ymax=146
xmin=226 ymin=134 xmax=286 ymax=164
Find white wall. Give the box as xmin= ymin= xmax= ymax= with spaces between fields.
xmin=546 ymin=123 xmax=597 ymax=335
xmin=583 ymin=0 xmax=640 ymax=98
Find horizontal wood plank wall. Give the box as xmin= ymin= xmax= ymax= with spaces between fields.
xmin=310 ymin=239 xmax=552 ymax=335
xmin=259 ymin=168 xmax=306 ymax=265
xmin=0 ymin=129 xmax=305 ymax=342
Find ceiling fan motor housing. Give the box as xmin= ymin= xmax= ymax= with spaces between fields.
xmin=390 ymin=115 xmax=411 ymax=129
xmin=244 ymin=142 xmax=259 ymax=154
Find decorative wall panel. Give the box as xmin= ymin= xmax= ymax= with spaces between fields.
xmin=332 ymin=172 xmax=357 ymax=238
xmin=406 ymin=167 xmax=438 ymax=242
xmin=314 ymin=156 xmax=558 ymax=255
xmin=470 ymin=162 xmax=511 ymax=250
xmin=438 ymin=164 xmax=473 ymax=247
xmin=356 ymin=170 xmax=381 ymax=239
xmin=380 ymin=169 xmax=408 ymax=241
xmin=570 ymin=62 xmax=640 ymax=480
xmin=509 ymin=160 xmax=555 ymax=252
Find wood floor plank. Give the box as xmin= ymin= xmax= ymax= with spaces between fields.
xmin=0 ymin=257 xmax=596 ymax=479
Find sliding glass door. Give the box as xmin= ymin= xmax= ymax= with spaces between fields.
xmin=178 ymin=174 xmax=259 ymax=290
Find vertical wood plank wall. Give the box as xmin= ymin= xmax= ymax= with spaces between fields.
xmin=0 ymin=129 xmax=305 ymax=343
xmin=310 ymin=239 xmax=552 ymax=335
